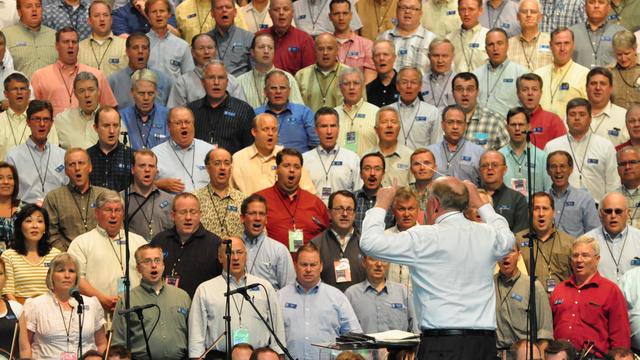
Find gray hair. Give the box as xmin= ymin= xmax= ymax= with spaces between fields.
xmin=372 ymin=39 xmax=396 ymax=55
xmin=264 ymin=69 xmax=290 ymax=87
xmin=397 ymin=66 xmax=423 ymax=81
xmin=46 ymin=253 xmax=81 ymax=290
xmin=375 ymin=106 xmax=399 ymax=126
xmin=428 ymin=37 xmax=454 ymax=54
xmin=130 ymin=68 xmax=157 ymax=91
xmin=73 ymin=71 xmax=99 ymax=90
xmin=612 ymin=29 xmax=637 ymax=50
xmin=338 ymin=67 xmax=364 ymax=86
xmin=96 ymin=189 xmax=124 ymax=209
xmin=573 ymin=236 xmax=600 ymax=256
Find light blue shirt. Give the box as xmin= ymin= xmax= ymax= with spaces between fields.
xmin=360 ymin=205 xmax=515 ymax=330
xmin=255 ymin=102 xmax=320 ymax=154
xmin=120 ymin=103 xmax=170 ymax=150
xmin=108 ymin=66 xmax=173 ymax=108
xmin=302 ymin=146 xmax=363 ymax=204
xmin=152 ymin=139 xmax=213 ymax=193
xmin=243 ymin=232 xmax=296 ymax=290
xmin=278 ymin=281 xmax=362 ymax=360
xmin=6 ymin=138 xmax=68 ymax=204
xmin=585 ymin=225 xmax=640 ymax=285
xmin=147 ymin=30 xmax=195 ymax=82
xmin=621 ymin=267 xmax=640 ymax=349
xmin=499 ymin=143 xmax=551 ymax=198
xmin=548 ymin=185 xmax=600 ymax=238
xmin=427 ymin=139 xmax=485 ymax=186
xmin=473 ymin=60 xmax=528 ymax=118
xmin=479 ymin=0 xmax=521 ymax=37
xmin=392 ymin=98 xmax=441 ymax=150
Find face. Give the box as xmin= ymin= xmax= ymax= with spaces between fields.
xmin=218 ymin=237 xmax=247 ymax=279
xmin=516 ymin=79 xmax=542 ymax=110
xmin=586 ymin=74 xmax=612 ymax=107
xmin=232 ymin=347 xmax=253 ymax=360
xmin=498 ymin=246 xmax=519 ymax=277
xmin=429 ymin=42 xmax=454 ymax=74
xmin=74 ymin=79 xmax=99 ymax=113
xmin=452 ymin=78 xmax=478 ymax=112
xmin=571 ymin=242 xmax=599 ymax=279
xmin=532 ymin=195 xmax=554 ymax=233
xmin=316 ymin=114 xmax=339 ymax=149
xmin=0 ymin=168 xmax=15 ymax=199
xmin=396 ymin=69 xmax=421 ymax=103
xmin=241 ymin=200 xmax=267 ymax=238
xmin=252 ymin=35 xmax=275 ymax=67
xmin=339 ymin=72 xmax=364 ymax=105
xmin=315 ymin=35 xmax=338 ymax=70
xmin=56 ymin=31 xmax=79 ymax=65
xmin=615 ymin=46 xmax=638 ymax=69
xmin=566 ymin=105 xmax=591 ymax=137
xmin=126 ymin=37 xmax=150 ymax=70
xmin=360 ymin=155 xmax=385 ymax=190
xmin=507 ymin=113 xmax=529 ymax=144
xmin=18 ymin=0 xmax=42 ymax=29
xmin=479 ymin=152 xmax=506 ymax=187
xmin=441 ymin=108 xmax=467 ymax=143
xmin=132 ymin=153 xmax=157 ymax=188
xmin=132 ymin=80 xmax=156 ymax=114
xmin=458 ymin=0 xmax=482 ymax=29
xmin=517 ymin=0 xmax=541 ymax=29
xmin=65 ymin=151 xmax=92 ymax=189
xmin=393 ymin=197 xmax=418 ymax=230
xmin=52 ymin=261 xmax=77 ymax=292
xmin=147 ymin=0 xmax=170 ymax=30
xmin=373 ymin=42 xmax=397 ymax=74
xmin=88 ymin=2 xmax=112 ymax=36
xmin=396 ymin=0 xmax=422 ymax=30
xmin=252 ymin=115 xmax=278 ymax=153
xmin=627 ymin=107 xmax=640 ymax=141
xmin=329 ymin=194 xmax=356 ymax=232
xmin=600 ymin=194 xmax=629 ymax=235
xmin=21 ymin=210 xmax=46 ymax=243
xmin=27 ymin=109 xmax=54 ymax=144
xmin=95 ymin=201 xmax=124 ymax=237
xmin=192 ymin=35 xmax=216 ymax=67
xmin=4 ymin=80 xmax=31 ymax=111
xmin=207 ymin=149 xmax=232 ymax=188
xmin=550 ymin=30 xmax=574 ymax=66
xmin=202 ymin=63 xmax=229 ymax=101
xmin=547 ymin=154 xmax=573 ymax=189
xmin=268 ymin=0 xmax=293 ymax=31
xmin=136 ymin=247 xmax=164 ymax=285
xmin=411 ymin=151 xmax=436 ymax=182
xmin=94 ymin=110 xmax=121 ymax=148
xmin=363 ymin=256 xmax=389 ymax=283
xmin=329 ymin=2 xmax=352 ymax=33
xmin=618 ymin=150 xmax=640 ymax=186
xmin=276 ymin=154 xmax=302 ymax=192
xmin=485 ymin=31 xmax=508 ymax=65
xmin=585 ymin=0 xmax=610 ymax=24
xmin=212 ymin=0 xmax=237 ymax=29
xmin=375 ymin=110 xmax=400 ymax=143
xmin=265 ymin=73 xmax=290 ymax=108
xmin=172 ymin=196 xmax=202 ymax=236
xmin=295 ymin=250 xmax=323 ymax=289
xmin=168 ymin=109 xmax=195 ymax=148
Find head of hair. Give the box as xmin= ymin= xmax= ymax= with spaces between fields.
xmin=441 ymin=104 xmax=466 ymax=121
xmin=393 ymin=187 xmax=417 ymax=207
xmin=329 ymin=0 xmax=351 ymax=11
xmin=133 ymin=149 xmax=157 ymax=166
xmin=397 ymin=66 xmax=423 ymax=81
xmin=55 ymin=26 xmax=77 ymax=43
xmin=360 ymin=152 xmax=386 ymax=172
xmin=376 ymin=106 xmax=399 ymax=127
xmin=0 ymin=31 xmax=5 ymax=44
xmin=0 ymin=162 xmax=19 ymax=206
xmin=372 ymin=39 xmax=396 ymax=55
xmin=547 ymin=150 xmax=574 ymax=169
xmin=3 ymin=72 xmax=29 ymax=91
xmin=264 ymin=69 xmax=290 ymax=88
xmin=314 ymin=107 xmax=339 ymax=127
xmin=612 ymin=29 xmax=637 ymax=50
xmin=233 ymin=343 xmax=255 ymax=355
xmin=125 ymin=32 xmax=150 ymax=49
xmin=510 ymin=339 xmax=542 ymax=357
xmin=410 ymin=147 xmax=435 ymax=164
xmin=608 ymin=347 xmax=633 ymax=358
xmin=107 ymin=345 xmax=131 ymax=359
xmin=328 ymin=190 xmax=356 ymax=210
xmin=550 ymin=26 xmax=574 ymax=42
xmin=544 ymin=340 xmax=576 ymax=359
xmin=191 ymin=32 xmax=216 ymax=48
xmin=145 ymin=0 xmax=171 ymax=14
xmin=131 ymin=68 xmax=158 ymax=90
xmin=64 ymin=147 xmax=91 ymax=167
xmin=506 ymin=106 xmax=530 ymax=124
xmin=73 ymin=71 xmax=99 ymax=91
xmin=12 ymin=204 xmax=52 ymax=256
xmin=134 ymin=243 xmax=163 ymax=264
xmin=428 ymin=37 xmax=453 ymax=54
xmin=88 ymin=0 xmax=112 ymax=14
xmin=96 ymin=190 xmax=123 ymax=209
xmin=532 ymin=191 xmax=554 ymax=210
xmin=566 ymin=97 xmax=591 ymax=117
xmin=94 ymin=105 xmax=120 ymax=126
xmin=452 ymin=72 xmax=479 ymax=90
xmin=204 ymin=147 xmax=231 ymax=166
xmin=430 ymin=179 xmax=469 ymax=211
xmin=573 ymin=236 xmax=600 ymax=256
xmin=295 ymin=242 xmax=321 ymax=262
xmin=81 ymin=350 xmax=103 ymax=359
xmin=46 ymin=253 xmax=81 ymax=290
xmin=587 ymin=66 xmax=613 ymax=86
xmin=335 ymin=352 xmax=366 ymax=360
xmin=276 ymin=148 xmax=303 ymax=167
xmin=171 ymin=192 xmax=200 ymax=211
xmin=27 ymin=100 xmax=53 ymax=121
xmin=250 ymin=32 xmax=274 ymax=50
xmin=486 ymin=27 xmax=508 ymax=42
xmin=516 ymin=73 xmax=543 ymax=91
xmin=339 ymin=67 xmax=364 ymax=86
xmin=249 ymin=346 xmax=278 ymax=360
xmin=241 ymin=193 xmax=268 ymax=215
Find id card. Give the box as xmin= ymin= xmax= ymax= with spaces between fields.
xmin=232 ymin=328 xmax=250 ymax=345
xmin=165 ymin=275 xmax=181 ymax=287
xmin=60 ymin=352 xmax=77 ymax=360
xmin=345 ymin=131 xmax=357 ymax=152
xmin=117 ymin=276 xmax=126 ymax=294
xmin=511 ymin=178 xmax=527 ymax=196
xmin=334 ymin=258 xmax=352 ymax=283
xmin=288 ymin=229 xmax=304 ymax=252
xmin=322 ymin=187 xmax=332 ymax=198
xmin=546 ymin=278 xmax=556 ymax=293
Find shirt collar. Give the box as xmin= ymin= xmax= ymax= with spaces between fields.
xmin=243 ymin=231 xmax=266 ymax=246
xmin=568 ymin=271 xmax=603 ymax=289
xmin=222 ymin=271 xmax=248 ymax=286
xmin=96 ymin=225 xmax=125 ymax=240
xmin=55 ymin=60 xmax=79 ymax=72
xmin=398 ymin=97 xmax=420 ymax=108
xmin=140 ymin=280 xmax=165 ymax=294
xmin=316 ymin=145 xmax=339 ymax=155
xmin=249 ymin=143 xmax=280 ymax=160
xmin=26 ymin=137 xmax=50 ymax=152
xmin=295 ymin=281 xmax=320 ymax=294
xmin=90 ymin=32 xmax=115 ymax=42
xmin=170 ymin=139 xmax=195 ymax=151
xmin=603 ymin=226 xmax=628 ymax=242
xmin=365 ymin=279 xmax=388 ymax=294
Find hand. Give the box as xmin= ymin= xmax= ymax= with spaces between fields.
xmin=98 ymin=294 xmax=119 ymax=312
xmin=156 ymin=178 xmax=185 ymax=193
xmin=375 ymin=185 xmax=397 ymax=210
xmin=0 ymin=100 xmax=8 ymax=111
xmin=167 ymin=24 xmax=181 ymax=37
xmin=463 ymin=180 xmax=486 ymax=210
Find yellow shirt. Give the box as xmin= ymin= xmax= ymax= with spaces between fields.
xmin=534 ymin=59 xmax=589 ymax=118
xmin=355 ymin=0 xmax=398 ymax=41
xmin=175 ymin=0 xmax=248 ymax=44
xmin=295 ymin=63 xmax=351 ymax=112
xmin=447 ymin=23 xmax=489 ymax=73
xmin=421 ymin=0 xmax=461 ymax=38
xmin=334 ymin=98 xmax=379 ymax=156
xmin=78 ymin=33 xmax=128 ymax=78
xmin=3 ymin=22 xmax=57 ymax=79
xmin=0 ymin=108 xmax=60 ymax=161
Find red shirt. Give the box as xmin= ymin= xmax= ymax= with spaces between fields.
xmin=529 ymin=106 xmax=567 ymax=150
xmin=616 ymin=140 xmax=632 ymax=152
xmin=256 ymin=184 xmax=329 ymax=252
xmin=550 ymin=272 xmax=630 ymax=353
xmin=257 ymin=26 xmax=315 ymax=76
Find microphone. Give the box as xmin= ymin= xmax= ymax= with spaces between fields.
xmin=312 ymin=216 xmax=326 ymax=230
xmin=224 ymin=283 xmax=260 ymax=297
xmin=120 ymin=131 xmax=129 ymax=136
xmin=222 ymin=239 xmax=232 ymax=244
xmin=117 ymin=303 xmax=155 ymax=315
xmin=69 ymin=287 xmax=83 ymax=305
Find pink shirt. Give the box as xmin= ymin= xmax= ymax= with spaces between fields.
xmin=336 ymin=32 xmax=375 ymax=73
xmin=31 ymin=60 xmax=117 ymax=116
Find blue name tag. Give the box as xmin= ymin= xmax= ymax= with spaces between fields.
xmin=197 ymin=165 xmax=206 ymax=170
xmin=560 ymin=82 xmax=569 ymax=90
xmin=421 ymin=90 xmax=430 ymax=96
xmin=160 ymin=200 xmax=169 ymax=208
xmin=332 ymin=161 xmax=343 ymax=166
xmin=117 ymin=240 xmax=126 ymax=245
xmin=44 ymin=262 xmax=51 ymax=268
xmin=55 ymin=164 xmax=65 ymax=173
xmin=533 ymin=127 xmax=543 ymax=133
xmin=285 ymin=302 xmax=297 ymax=309
xmin=416 ymin=116 xmax=427 ymax=122
xmin=348 ymin=51 xmax=360 ymax=57
xmin=15 ymin=42 xmax=27 ymax=47
xmin=608 ymin=128 xmax=620 ymax=136
xmin=391 ymin=303 xmax=404 ymax=309
xmin=447 ymin=10 xmax=456 ymax=15
xmin=108 ymin=58 xmax=119 ymax=64
xmin=461 ymin=155 xmax=471 ymax=161
xmin=288 ymin=47 xmax=299 ymax=52
xmin=511 ymin=293 xmax=523 ymax=302
xmin=5 ymin=314 xmax=16 ymax=320
xmin=227 ymin=205 xmax=238 ymax=212
xmin=609 ymin=14 xmax=619 ymax=20
xmin=187 ymin=13 xmax=197 ymax=18
xmin=469 ymin=43 xmax=480 ymax=48
xmin=498 ymin=204 xmax=511 ymax=210
xmin=224 ymin=111 xmax=236 ymax=117
xmin=502 ymin=23 xmax=510 ymax=28
xmin=520 ymin=241 xmax=529 ymax=247
xmin=399 ymin=48 xmax=408 ymax=55
xmin=601 ymin=36 xmax=612 ymax=41
xmin=587 ymin=158 xmax=599 ymax=164
xmin=271 ymin=165 xmax=277 ymax=170
xmin=89 ymin=202 xmax=96 ymax=208
xmin=397 ymin=163 xmax=409 ymax=170
xmin=631 ymin=258 xmax=640 ymax=266
xmin=503 ymin=78 xmax=513 ymax=83
xmin=298 ymin=14 xmax=306 ymax=19
xmin=178 ymin=307 xmax=188 ymax=315
xmin=565 ymin=201 xmax=575 ymax=206
xmin=540 ymin=44 xmax=550 ymax=49
xmin=554 ymin=298 xmax=563 ymax=305
xmin=356 ymin=113 xmax=365 ymax=118
xmin=169 ymin=59 xmax=182 ymax=67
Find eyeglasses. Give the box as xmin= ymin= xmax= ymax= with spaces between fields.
xmin=175 ymin=209 xmax=200 ymax=216
xmin=139 ymin=258 xmax=162 ymax=265
xmin=479 ymin=163 xmax=505 ymax=169
xmin=331 ymin=207 xmax=355 ymax=214
xmin=602 ymin=208 xmax=625 ymax=215
xmin=443 ymin=120 xmax=466 ymax=126
xmin=618 ymin=160 xmax=640 ymax=167
xmin=398 ymin=5 xmax=420 ymax=11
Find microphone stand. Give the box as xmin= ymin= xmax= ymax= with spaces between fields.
xmin=133 ymin=308 xmax=153 ymax=360
xmin=122 ymin=131 xmax=133 ymax=350
xmin=523 ymin=131 xmax=538 ymax=360
xmin=224 ymin=240 xmax=232 ymax=360
xmin=77 ymin=300 xmax=84 ymax=359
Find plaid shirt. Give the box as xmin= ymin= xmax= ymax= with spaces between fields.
xmin=507 ymin=32 xmax=553 ymax=72
xmin=87 ymin=142 xmax=133 ymax=192
xmin=354 ymin=188 xmax=395 ymax=231
xmin=464 ymin=106 xmax=510 ymax=150
xmin=539 ymin=0 xmax=586 ymax=33
xmin=42 ymin=0 xmax=92 ymax=40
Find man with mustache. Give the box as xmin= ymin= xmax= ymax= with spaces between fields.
xmin=354 ymin=152 xmax=395 ymax=230
xmin=54 ymin=72 xmax=103 ymax=149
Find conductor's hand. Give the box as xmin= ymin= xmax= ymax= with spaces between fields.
xmin=375 ymin=184 xmax=397 ymax=210
xmin=463 ymin=180 xmax=487 ymax=209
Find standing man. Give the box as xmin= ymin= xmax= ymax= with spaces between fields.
xmin=617 ymin=147 xmax=640 ymax=226
xmin=507 ymin=0 xmax=553 ymax=72
xmin=421 ymin=38 xmax=457 ymax=113
xmin=354 ymin=152 xmax=396 ymax=230
xmin=446 ymin=0 xmax=489 ymax=72
xmin=409 ymin=148 xmax=438 ymax=224
xmin=366 ymin=40 xmax=400 ymax=108
xmin=570 ymin=0 xmax=625 ymax=68
xmin=208 ymin=0 xmax=254 ymax=76
xmin=293 ymin=0 xmax=361 ymax=36
xmin=586 ymin=67 xmax=629 ymax=147
xmin=42 ymin=0 xmax=91 ymax=40
xmin=360 ymin=176 xmax=515 ymax=359
xmin=54 ymin=72 xmax=101 ymax=149
xmin=479 ymin=0 xmax=520 ymax=37
xmin=370 ymin=107 xmax=414 ymax=187
xmin=616 ymin=105 xmax=640 ymax=151
xmin=384 ymin=187 xmax=420 ymax=289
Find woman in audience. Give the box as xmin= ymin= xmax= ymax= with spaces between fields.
xmin=611 ymin=30 xmax=640 ymax=110
xmin=1 ymin=205 xmax=61 ymax=303
xmin=19 ymin=253 xmax=107 ymax=359
xmin=0 ymin=162 xmax=22 ymax=248
xmin=0 ymin=257 xmax=22 ymax=355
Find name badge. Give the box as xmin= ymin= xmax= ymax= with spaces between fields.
xmin=288 ymin=229 xmax=304 ymax=252
xmin=224 ymin=111 xmax=236 ymax=117
xmin=587 ymin=158 xmax=599 ymax=164
xmin=461 ymin=155 xmax=471 ymax=161
xmin=321 ymin=187 xmax=332 ymax=198
xmin=601 ymin=36 xmax=612 ymax=41
xmin=399 ymin=48 xmax=408 ymax=55
xmin=108 ymin=58 xmax=120 ymax=64
xmin=511 ymin=293 xmax=523 ymax=302
xmin=416 ymin=116 xmax=427 ymax=122
xmin=227 ymin=204 xmax=238 ymax=212
xmin=288 ymin=47 xmax=299 ymax=52
xmin=540 ymin=44 xmax=551 ymax=51
xmin=348 ymin=51 xmax=360 ymax=57
xmin=232 ymin=328 xmax=250 ymax=345
xmin=355 ymin=113 xmax=366 ymax=118
xmin=160 ymin=200 xmax=170 ymax=208
xmin=560 ymin=82 xmax=569 ymax=90
xmin=169 ymin=59 xmax=182 ymax=67
xmin=297 ymin=14 xmax=306 ymax=19
xmin=533 ymin=127 xmax=543 ymax=133
xmin=497 ymin=204 xmax=511 ymax=211
xmin=609 ymin=14 xmax=620 ymax=20
xmin=271 ymin=165 xmax=277 ymax=170
xmin=502 ymin=23 xmax=511 ymax=28
xmin=631 ymin=258 xmax=640 ymax=266
xmin=197 ymin=165 xmax=206 ymax=170
xmin=421 ymin=90 xmax=430 ymax=96
xmin=554 ymin=298 xmax=563 ymax=305
xmin=608 ymin=128 xmax=620 ymax=136
xmin=178 ymin=307 xmax=188 ymax=315
xmin=259 ymin=23 xmax=268 ymax=29
xmin=15 ymin=42 xmax=27 ymax=47
xmin=503 ymin=78 xmax=513 ymax=83
xmin=332 ymin=161 xmax=343 ymax=166
xmin=285 ymin=302 xmax=297 ymax=309
xmin=469 ymin=43 xmax=480 ymax=48
xmin=89 ymin=202 xmax=96 ymax=208
xmin=396 ymin=163 xmax=409 ymax=170
xmin=565 ymin=201 xmax=575 ymax=206
xmin=391 ymin=303 xmax=404 ymax=309
xmin=473 ymin=132 xmax=489 ymax=145
xmin=334 ymin=258 xmax=352 ymax=283
xmin=55 ymin=164 xmax=65 ymax=173
xmin=187 ymin=13 xmax=197 ymax=18
xmin=232 ymin=42 xmax=244 ymax=49
xmin=447 ymin=10 xmax=456 ymax=15
xmin=44 ymin=262 xmax=51 ymax=267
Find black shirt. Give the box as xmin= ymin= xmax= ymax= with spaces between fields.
xmin=366 ymin=71 xmax=399 ymax=107
xmin=310 ymin=229 xmax=367 ymax=292
xmin=87 ymin=142 xmax=133 ymax=192
xmin=491 ymin=183 xmax=529 ymax=233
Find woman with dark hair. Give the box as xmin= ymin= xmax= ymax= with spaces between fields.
xmin=0 ymin=162 xmax=21 ymax=248
xmin=1 ymin=205 xmax=61 ymax=303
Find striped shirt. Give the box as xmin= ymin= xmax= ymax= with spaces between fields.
xmin=1 ymin=248 xmax=62 ymax=298
xmin=507 ymin=32 xmax=553 ymax=72
xmin=540 ymin=0 xmax=586 ymax=33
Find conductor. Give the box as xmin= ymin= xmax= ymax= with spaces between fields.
xmin=360 ymin=176 xmax=515 ymax=359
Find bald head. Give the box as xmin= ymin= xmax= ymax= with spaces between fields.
xmin=315 ymin=33 xmax=338 ymax=71
xmin=600 ymin=192 xmax=629 ymax=236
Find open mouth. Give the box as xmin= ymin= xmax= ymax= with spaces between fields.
xmin=180 ymin=130 xmax=188 ymax=136
xmin=252 ymin=222 xmax=262 ymax=230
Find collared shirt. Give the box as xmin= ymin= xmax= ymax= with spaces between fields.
xmin=175 ymin=0 xmax=247 ymax=44
xmin=335 ymin=99 xmax=380 ymax=156
xmin=112 ymin=3 xmax=177 ymax=36
xmin=293 ymin=0 xmax=362 ymax=36
xmin=87 ymin=142 xmax=133 ymax=192
xmin=368 ymin=144 xmax=414 ymax=187
xmin=209 ymin=25 xmax=254 ymax=76
xmin=540 ymin=0 xmax=587 ymax=33
xmin=490 ymin=183 xmax=529 ymax=232
xmin=479 ymin=0 xmax=521 ymax=37
xmin=619 ymin=185 xmax=640 ymax=227
xmin=379 ymin=26 xmax=437 ymax=71
xmin=585 ymin=226 xmax=640 ymax=285
xmin=464 ymin=105 xmax=510 ymax=150
xmin=591 ymin=101 xmax=629 ymax=147
xmin=570 ymin=21 xmax=625 ymax=68
xmin=194 ymin=184 xmax=246 ymax=238
xmin=384 ymin=226 xmax=413 ymax=291
xmin=508 ymin=32 xmax=553 ymax=72
xmin=427 ymin=139 xmax=484 ymax=185
xmin=420 ymin=70 xmax=456 ymax=113
xmin=545 ymin=133 xmax=620 ymax=203
xmin=278 ymin=281 xmax=362 ymax=360
xmin=54 ymin=107 xmax=99 ymax=149
xmin=529 ymin=106 xmax=567 ymax=150
xmin=499 ymin=143 xmax=551 ymax=197
xmin=302 ymin=146 xmax=363 ymax=204
xmin=345 ymin=279 xmax=417 ymax=333
xmin=68 ymin=226 xmax=146 ymax=296
xmin=6 ymin=139 xmax=68 ymax=204
xmin=108 ymin=66 xmax=173 ymax=108
xmin=256 ymin=26 xmax=316 ymax=76
xmin=31 ymin=60 xmax=117 ymax=116
xmin=518 ymin=229 xmax=575 ymax=290
xmin=1 ymin=247 xmax=62 ymax=298
xmin=420 ymin=0 xmax=461 ymax=38
xmin=78 ymin=33 xmax=128 ymax=78
xmin=610 ymin=63 xmax=640 ymax=110
xmin=392 ymin=98 xmax=441 ymax=150
xmin=473 ymin=60 xmax=528 ymax=117
xmin=495 ymin=272 xmax=553 ymax=349
xmin=242 ymin=232 xmax=296 ymax=290
xmin=354 ymin=188 xmax=396 ymax=231
xmin=366 ymin=72 xmax=399 ymax=108
xmin=2 ymin=22 xmax=57 ymax=79
xmin=147 ymin=30 xmax=195 ymax=82
xmin=0 ymin=108 xmax=60 ymax=160
xmin=237 ymin=67 xmax=302 ymax=108
xmin=609 ymin=0 xmax=640 ymax=32
xmin=296 ymin=63 xmax=351 ymax=112
xmin=167 ymin=67 xmax=245 ymax=108
xmin=550 ymin=272 xmax=631 ymax=352
xmin=621 ymin=267 xmax=640 ymax=350
xmin=42 ymin=0 xmax=91 ymax=40
xmin=152 ymin=139 xmax=213 ymax=193
xmin=535 ymin=59 xmax=590 ymax=118
xmin=310 ymin=228 xmax=367 ymax=292
xmin=188 ymin=95 xmax=255 ymax=154
xmin=548 ymin=185 xmax=601 ymax=237
xmin=361 ymin=205 xmax=515 ymax=330
xmin=356 ymin=0 xmax=397 ymax=40
xmin=151 ymin=225 xmax=222 ymax=297
xmin=337 ymin=32 xmax=375 ymax=73
xmin=255 ymin=102 xmax=319 ymax=153
xmin=112 ymin=282 xmax=191 ymax=360
xmin=189 ymin=273 xmax=285 ymax=355
xmin=43 ymin=184 xmax=108 ymax=251
xmin=124 ymin=186 xmax=174 ymax=241
xmin=120 ymin=103 xmax=170 ymax=150
xmin=231 ymin=144 xmax=317 ymax=194
xmin=447 ymin=23 xmax=489 ymax=73
xmin=239 ymin=2 xmax=272 ymax=33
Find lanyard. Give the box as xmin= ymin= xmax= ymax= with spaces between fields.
xmin=89 ymin=38 xmax=113 ymax=70
xmin=6 ymin=111 xmax=27 ymax=147
xmin=341 ymin=101 xmax=364 ymax=129
xmin=26 ymin=143 xmax=52 ymax=194
xmin=398 ymin=101 xmax=421 ymax=145
xmin=458 ymin=30 xmax=476 ymax=70
xmin=555 ymin=188 xmax=571 ymax=226
xmin=484 ymin=63 xmax=508 ymax=106
xmin=229 ymin=280 xmax=247 ymax=326
xmin=275 ymin=188 xmax=301 ymax=228
xmin=566 ymin=133 xmax=593 ymax=188
xmin=442 ymin=140 xmax=465 ymax=170
xmin=251 ymin=70 xmax=266 ymax=106
xmin=56 ymin=65 xmax=79 ymax=106
xmin=615 ymin=65 xmax=640 ymax=89
xmin=171 ymin=143 xmax=196 ymax=189
xmin=338 ymin=39 xmax=354 ymax=64
xmin=317 ymin=147 xmax=340 ymax=181
xmin=248 ymin=235 xmax=266 ymax=275
xmin=216 ymin=30 xmax=236 ymax=62
xmin=250 ymin=7 xmax=268 ymax=30
xmin=57 ymin=300 xmax=74 ymax=349
xmin=132 ymin=191 xmax=157 ymax=239
xmin=603 ymin=228 xmax=629 ymax=280
xmin=585 ymin=22 xmax=609 ymax=64
xmin=519 ymin=35 xmax=539 ymax=71
xmin=549 ymin=62 xmax=573 ymax=105
xmin=194 ymin=0 xmax=211 ymax=35
xmin=107 ymin=234 xmax=125 ymax=274
xmin=305 ymin=0 xmax=329 ymax=32
xmin=134 ymin=111 xmax=155 ymax=149
xmin=495 ymin=276 xmax=516 ymax=308
xmin=487 ymin=1 xmax=507 ymax=29
xmin=534 ymin=234 xmax=557 ymax=274
xmin=509 ymin=148 xmax=526 ymax=174
xmin=314 ymin=67 xmax=338 ymax=105
xmin=206 ymin=185 xmax=230 ymax=236
xmin=427 ymin=72 xmax=452 ymax=108
xmin=69 ymin=187 xmax=92 ymax=233
xmin=373 ymin=0 xmax=393 ymax=33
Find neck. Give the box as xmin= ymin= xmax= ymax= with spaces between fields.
xmin=252 ymin=0 xmax=268 ymax=11
xmin=133 ymin=182 xmax=154 ymax=197
xmin=255 ymin=62 xmax=272 ymax=73
xmin=207 ymin=94 xmax=227 ymax=108
xmin=485 ymin=182 xmax=502 ymax=192
xmin=363 ymin=186 xmax=378 ymax=197
xmin=537 ymin=226 xmax=554 ymax=241
xmin=521 ymin=27 xmax=539 ymax=40
xmin=552 ymin=183 xmax=570 ymax=193
xmin=379 ymin=70 xmax=395 ymax=86
xmin=490 ymin=59 xmax=505 ymax=68
xmin=147 ymin=280 xmax=163 ymax=292
xmin=490 ymin=0 xmax=503 ymax=7
xmin=331 ymin=225 xmax=352 ymax=238
xmin=277 ymin=183 xmax=297 ymax=196
xmin=397 ymin=25 xmax=418 ymax=36
xmin=54 ymin=291 xmax=71 ymax=303
xmin=625 ymin=179 xmax=640 ymax=190
xmin=75 ymin=182 xmax=90 ymax=194
xmin=554 ymin=59 xmax=570 ymax=69
xmin=588 ymin=18 xmax=606 ymax=30
xmin=268 ymin=101 xmax=287 ymax=113
xmin=378 ymin=141 xmax=397 ymax=155
xmin=232 ymin=272 xmax=245 ymax=282
xmin=274 ymin=25 xmax=290 ymax=37
xmin=368 ymin=277 xmax=386 ymax=291
xmin=606 ymin=228 xmax=624 ymax=238
xmin=98 ymin=141 xmax=118 ymax=155
xmin=592 ymin=102 xmax=607 ymax=114
xmin=255 ymin=145 xmax=274 ymax=157
xmin=334 ymin=28 xmax=352 ymax=38
xmin=414 ymin=179 xmax=431 ymax=193
xmin=401 ymin=97 xmax=417 ymax=106
xmin=631 ymin=138 xmax=640 ymax=147
xmin=344 ymin=99 xmax=360 ymax=110
xmin=511 ymin=140 xmax=526 ymax=154
xmin=397 ymin=223 xmax=415 ymax=232
xmin=500 ymin=268 xmax=519 ymax=281
xmin=25 ymin=240 xmax=39 ymax=252
xmin=463 ymin=22 xmax=478 ymax=30
xmin=212 ymin=183 xmax=229 ymax=196
xmin=570 ymin=131 xmax=587 ymax=141
xmin=9 ymin=105 xmax=27 ymax=115
xmin=81 ymin=107 xmax=96 ymax=117
xmin=30 ymin=137 xmax=47 ymax=151
xmin=22 ymin=21 xmax=41 ymax=31
xmin=321 ymin=143 xmax=336 ymax=152
xmin=318 ymin=63 xmax=337 ymax=72
xmin=575 ymin=272 xmax=596 ymax=287
xmin=64 ymin=0 xmax=80 ymax=6
xmin=92 ymin=31 xmax=110 ymax=40
xmin=152 ymin=27 xmax=169 ymax=38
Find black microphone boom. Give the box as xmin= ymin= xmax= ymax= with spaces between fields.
xmin=69 ymin=288 xmax=83 ymax=305
xmin=117 ymin=304 xmax=155 ymax=315
xmin=224 ymin=283 xmax=260 ymax=297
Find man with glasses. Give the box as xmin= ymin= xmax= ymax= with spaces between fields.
xmin=354 ymin=152 xmax=395 ymax=230
xmin=112 ymin=244 xmax=191 ymax=359
xmin=507 ymin=0 xmax=553 ymax=72
xmin=151 ymin=192 xmax=222 ymax=298
xmin=617 ymin=147 xmax=640 ymax=227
